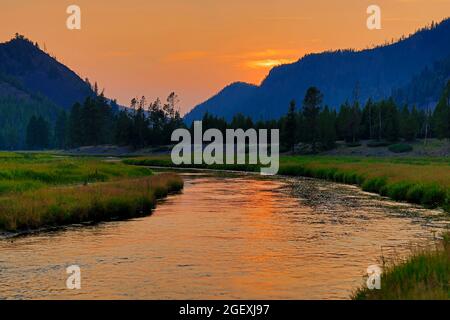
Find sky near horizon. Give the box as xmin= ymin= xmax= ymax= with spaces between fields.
xmin=1 ymin=0 xmax=450 ymax=114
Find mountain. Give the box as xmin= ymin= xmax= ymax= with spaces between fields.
xmin=0 ymin=35 xmax=93 ymax=109
xmin=0 ymin=34 xmax=96 ymax=149
xmin=185 ymin=82 xmax=258 ymax=121
xmin=185 ymin=18 xmax=450 ymax=123
xmin=393 ymin=52 xmax=450 ymax=108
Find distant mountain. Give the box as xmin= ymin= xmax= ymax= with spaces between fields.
xmin=393 ymin=52 xmax=450 ymax=108
xmin=185 ymin=82 xmax=258 ymax=121
xmin=0 ymin=35 xmax=93 ymax=109
xmin=185 ymin=18 xmax=450 ymax=123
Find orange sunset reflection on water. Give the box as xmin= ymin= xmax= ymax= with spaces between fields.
xmin=0 ymin=173 xmax=447 ymax=300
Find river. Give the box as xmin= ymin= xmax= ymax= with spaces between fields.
xmin=0 ymin=172 xmax=447 ymax=299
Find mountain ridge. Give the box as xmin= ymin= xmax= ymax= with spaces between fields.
xmin=185 ymin=18 xmax=450 ymax=123
xmin=0 ymin=35 xmax=94 ymax=109
xmin=0 ymin=34 xmax=95 ymax=149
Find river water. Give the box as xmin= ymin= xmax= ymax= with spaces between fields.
xmin=0 ymin=172 xmax=447 ymax=300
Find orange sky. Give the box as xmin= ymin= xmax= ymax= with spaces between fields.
xmin=1 ymin=0 xmax=450 ymax=114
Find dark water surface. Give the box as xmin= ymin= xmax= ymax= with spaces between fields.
xmin=0 ymin=172 xmax=447 ymax=299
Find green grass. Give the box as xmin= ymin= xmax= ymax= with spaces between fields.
xmin=0 ymin=153 xmax=153 ymax=195
xmin=0 ymin=173 xmax=183 ymax=232
xmin=124 ymin=155 xmax=450 ymax=213
xmin=353 ymin=233 xmax=450 ymax=300
xmin=0 ymin=152 xmax=184 ymax=232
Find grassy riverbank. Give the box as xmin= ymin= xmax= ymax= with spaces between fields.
xmin=0 ymin=152 xmax=183 ymax=232
xmin=353 ymin=233 xmax=450 ymax=300
xmin=0 ymin=152 xmax=154 ymax=195
xmin=124 ymin=155 xmax=450 ymax=213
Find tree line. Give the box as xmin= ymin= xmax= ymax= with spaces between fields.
xmin=24 ymin=92 xmax=183 ymax=150
xmin=24 ymin=81 xmax=450 ymax=152
xmin=200 ymin=81 xmax=450 ymax=152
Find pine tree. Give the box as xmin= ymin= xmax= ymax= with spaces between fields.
xmin=284 ymin=100 xmax=297 ymax=152
xmin=302 ymin=87 xmax=323 ymax=152
xmin=318 ymin=106 xmax=336 ymax=150
xmin=27 ymin=116 xmax=49 ymax=149
xmin=433 ymin=81 xmax=450 ymax=139
xmin=36 ymin=116 xmax=50 ymax=149
xmin=361 ymin=99 xmax=375 ymax=140
xmin=336 ymin=101 xmax=361 ymax=143
xmin=68 ymin=103 xmax=84 ymax=147
xmin=26 ymin=115 xmax=38 ymax=149
xmin=384 ymin=98 xmax=400 ymax=142
xmin=400 ymin=105 xmax=420 ymax=141
xmin=54 ymin=111 xmax=68 ymax=149
xmin=115 ymin=110 xmax=133 ymax=146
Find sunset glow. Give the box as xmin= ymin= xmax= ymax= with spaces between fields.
xmin=1 ymin=0 xmax=449 ymax=113
xmin=246 ymin=58 xmax=297 ymax=69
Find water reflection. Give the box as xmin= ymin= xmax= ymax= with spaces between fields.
xmin=0 ymin=173 xmax=447 ymax=299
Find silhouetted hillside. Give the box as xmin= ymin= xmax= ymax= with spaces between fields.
xmin=185 ymin=18 xmax=450 ymax=122
xmin=0 ymin=34 xmax=96 ymax=149
xmin=184 ymin=82 xmax=258 ymax=123
xmin=0 ymin=35 xmax=93 ymax=109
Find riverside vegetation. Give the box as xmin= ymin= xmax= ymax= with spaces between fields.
xmin=125 ymin=155 xmax=450 ymax=213
xmin=353 ymin=232 xmax=450 ymax=300
xmin=0 ymin=152 xmax=183 ymax=232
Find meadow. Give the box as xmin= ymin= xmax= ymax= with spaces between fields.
xmin=0 ymin=152 xmax=183 ymax=231
xmin=124 ymin=155 xmax=450 ymax=213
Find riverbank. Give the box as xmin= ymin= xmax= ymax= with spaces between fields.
xmin=58 ymin=139 xmax=450 ymax=158
xmin=0 ymin=152 xmax=183 ymax=232
xmin=124 ymin=155 xmax=450 ymax=214
xmin=353 ymin=232 xmax=450 ymax=300
xmin=0 ymin=152 xmax=154 ymax=195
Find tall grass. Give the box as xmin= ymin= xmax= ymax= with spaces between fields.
xmin=0 ymin=153 xmax=153 ymax=195
xmin=0 ymin=173 xmax=183 ymax=232
xmin=353 ymin=233 xmax=450 ymax=300
xmin=124 ymin=155 xmax=450 ymax=213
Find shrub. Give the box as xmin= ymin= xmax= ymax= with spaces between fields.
xmin=346 ymin=142 xmax=362 ymax=148
xmin=362 ymin=177 xmax=387 ymax=193
xmin=386 ymin=182 xmax=413 ymax=201
xmin=388 ymin=143 xmax=413 ymax=153
xmin=367 ymin=141 xmax=390 ymax=148
xmin=421 ymin=185 xmax=447 ymax=208
xmin=444 ymin=193 xmax=450 ymax=213
xmin=406 ymin=184 xmax=426 ymax=204
xmin=343 ymin=172 xmax=362 ymax=185
xmin=333 ymin=171 xmax=345 ymax=182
